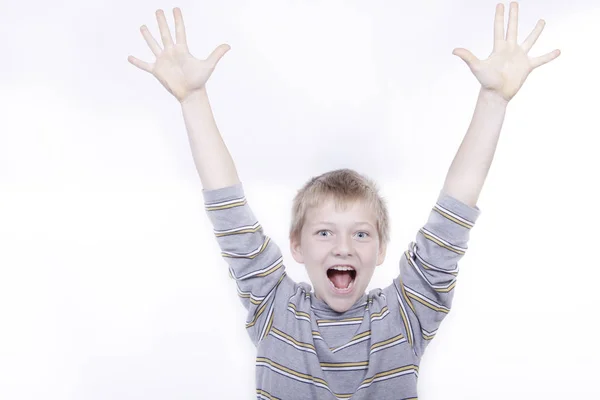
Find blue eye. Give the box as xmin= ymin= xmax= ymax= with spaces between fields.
xmin=356 ymin=231 xmax=369 ymax=238
xmin=317 ymin=230 xmax=330 ymax=237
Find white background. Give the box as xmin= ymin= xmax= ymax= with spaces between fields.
xmin=1 ymin=0 xmax=599 ymax=398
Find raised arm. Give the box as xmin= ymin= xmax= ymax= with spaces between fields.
xmin=387 ymin=2 xmax=560 ymax=360
xmin=128 ymin=8 xmax=295 ymax=345
xmin=443 ymin=2 xmax=560 ymax=207
xmin=128 ymin=7 xmax=238 ymax=190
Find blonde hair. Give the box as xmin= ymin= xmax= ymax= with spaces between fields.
xmin=289 ymin=168 xmax=390 ymax=246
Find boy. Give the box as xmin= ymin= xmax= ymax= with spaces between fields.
xmin=128 ymin=2 xmax=559 ymax=398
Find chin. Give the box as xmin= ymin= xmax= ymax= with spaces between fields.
xmin=328 ymin=301 xmax=353 ymax=313
xmin=321 ymin=291 xmax=360 ymax=313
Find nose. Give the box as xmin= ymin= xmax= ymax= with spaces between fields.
xmin=332 ymin=235 xmax=353 ymax=257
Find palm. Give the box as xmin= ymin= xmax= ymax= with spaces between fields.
xmin=152 ymin=45 xmax=216 ymax=100
xmin=128 ymin=8 xmax=230 ymax=103
xmin=453 ymin=2 xmax=560 ymax=101
xmin=476 ymin=45 xmax=531 ymax=100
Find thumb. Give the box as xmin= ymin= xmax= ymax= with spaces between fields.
xmin=207 ymin=44 xmax=231 ymax=67
xmin=452 ymin=48 xmax=479 ymax=69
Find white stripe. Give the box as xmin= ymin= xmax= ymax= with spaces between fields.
xmin=406 ymin=254 xmax=456 ymax=290
xmin=357 ymin=368 xmax=417 ymax=391
xmin=321 ymin=365 xmax=368 ymax=371
xmin=331 ymin=334 xmax=371 ymax=354
xmin=269 ymin=331 xmax=316 ymax=355
xmin=255 ymin=361 xmax=330 ymax=392
xmin=231 ymin=257 xmax=283 ymax=280
xmin=370 ymin=309 xmax=390 ymax=322
xmin=370 ymin=338 xmax=408 ymax=355
xmin=317 ymin=320 xmax=362 ymax=327
xmin=214 ymin=221 xmax=260 ymax=235
xmin=422 ymin=327 xmax=437 ymax=336
xmin=434 ymin=202 xmax=474 ymax=226
xmin=404 ymin=285 xmax=449 ymax=311
xmin=420 ymin=227 xmax=466 ymax=253
xmin=259 ymin=302 xmax=275 ymax=341
xmin=206 ymin=196 xmax=245 ymax=207
xmin=395 ymin=286 xmax=416 ymax=356
xmin=410 ymin=241 xmax=459 ymax=273
xmin=221 ymin=236 xmax=268 ymax=258
xmin=311 ymin=301 xmax=367 ymax=310
xmin=287 ymin=306 xmax=311 ymax=323
xmin=236 ymin=284 xmax=266 ymax=302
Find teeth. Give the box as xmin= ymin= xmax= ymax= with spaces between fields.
xmin=330 ymin=265 xmax=354 ymax=271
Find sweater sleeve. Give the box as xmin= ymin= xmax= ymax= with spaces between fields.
xmin=202 ymin=182 xmax=293 ymax=346
xmin=389 ymin=191 xmax=481 ymax=359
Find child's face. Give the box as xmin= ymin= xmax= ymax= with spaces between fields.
xmin=290 ymin=197 xmax=386 ymax=312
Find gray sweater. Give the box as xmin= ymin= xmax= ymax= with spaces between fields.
xmin=202 ymin=182 xmax=481 ymax=399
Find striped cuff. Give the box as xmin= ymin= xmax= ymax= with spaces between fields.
xmin=436 ymin=191 xmax=481 ymax=225
xmin=202 ymin=182 xmax=245 ymax=204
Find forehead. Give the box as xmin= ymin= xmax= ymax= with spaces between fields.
xmin=304 ymin=197 xmax=377 ymax=225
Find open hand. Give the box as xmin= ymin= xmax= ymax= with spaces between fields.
xmin=452 ymin=2 xmax=560 ymax=101
xmin=128 ymin=8 xmax=230 ymax=103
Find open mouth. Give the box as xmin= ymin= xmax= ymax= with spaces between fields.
xmin=327 ymin=265 xmax=357 ymax=293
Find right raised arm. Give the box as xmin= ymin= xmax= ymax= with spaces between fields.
xmin=202 ymin=183 xmax=293 ymax=345
xmin=127 ymin=7 xmax=238 ymax=190
xmin=129 ymin=8 xmax=295 ymax=344
xmin=181 ymin=88 xmax=240 ymax=190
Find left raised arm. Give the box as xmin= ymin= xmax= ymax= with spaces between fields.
xmin=442 ymin=2 xmax=560 ymax=207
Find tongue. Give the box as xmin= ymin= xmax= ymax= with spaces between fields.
xmin=329 ymin=270 xmax=352 ymax=289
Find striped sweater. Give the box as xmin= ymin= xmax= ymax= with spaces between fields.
xmin=203 ymin=182 xmax=481 ymax=399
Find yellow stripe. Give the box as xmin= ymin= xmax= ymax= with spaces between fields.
xmin=238 ymin=291 xmax=263 ymax=305
xmin=288 ymin=303 xmax=311 ymax=319
xmin=360 ymin=365 xmax=419 ymax=385
xmin=256 ymin=389 xmax=280 ymax=400
xmin=239 ymin=272 xmax=285 ymax=305
xmin=256 ymin=359 xmax=358 ymax=399
xmin=421 ymin=230 xmax=465 ymax=255
xmin=320 ymin=361 xmax=369 ymax=368
xmin=398 ymin=275 xmax=416 ymax=314
xmin=331 ymin=330 xmax=370 ymax=351
xmin=434 ymin=206 xmax=473 ymax=229
xmin=370 ymin=334 xmax=405 ymax=351
xmin=215 ymin=227 xmax=260 ymax=237
xmin=370 ymin=306 xmax=389 ymax=320
xmin=396 ymin=282 xmax=414 ymax=347
xmin=221 ymin=237 xmax=270 ymax=258
xmin=263 ymin=310 xmax=275 ymax=339
xmin=317 ymin=317 xmax=362 ymax=324
xmin=271 ymin=327 xmax=316 ymax=351
xmin=406 ymin=254 xmax=457 ymax=293
xmin=246 ymin=301 xmax=268 ymax=328
xmin=350 ymin=330 xmax=371 ymax=341
xmin=434 ymin=280 xmax=456 ymax=293
xmin=256 ymin=261 xmax=283 ymax=277
xmin=406 ymin=292 xmax=449 ymax=313
xmin=206 ymin=199 xmax=246 ymax=211
xmin=249 ymin=296 xmax=262 ymax=305
xmin=255 ymin=357 xmax=329 ymax=386
xmin=422 ymin=331 xmax=435 ymax=340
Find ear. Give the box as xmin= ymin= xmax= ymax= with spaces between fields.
xmin=290 ymin=234 xmax=305 ymax=264
xmin=376 ymin=243 xmax=387 ymax=266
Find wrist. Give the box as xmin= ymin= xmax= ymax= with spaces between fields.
xmin=180 ymin=87 xmax=208 ymax=106
xmin=479 ymin=87 xmax=509 ymax=108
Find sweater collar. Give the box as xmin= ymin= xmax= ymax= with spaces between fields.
xmin=309 ymin=291 xmax=369 ymax=316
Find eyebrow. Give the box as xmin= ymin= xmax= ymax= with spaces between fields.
xmin=313 ymin=221 xmax=375 ymax=228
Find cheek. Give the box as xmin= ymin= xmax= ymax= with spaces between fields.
xmin=305 ymin=242 xmax=328 ymax=260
